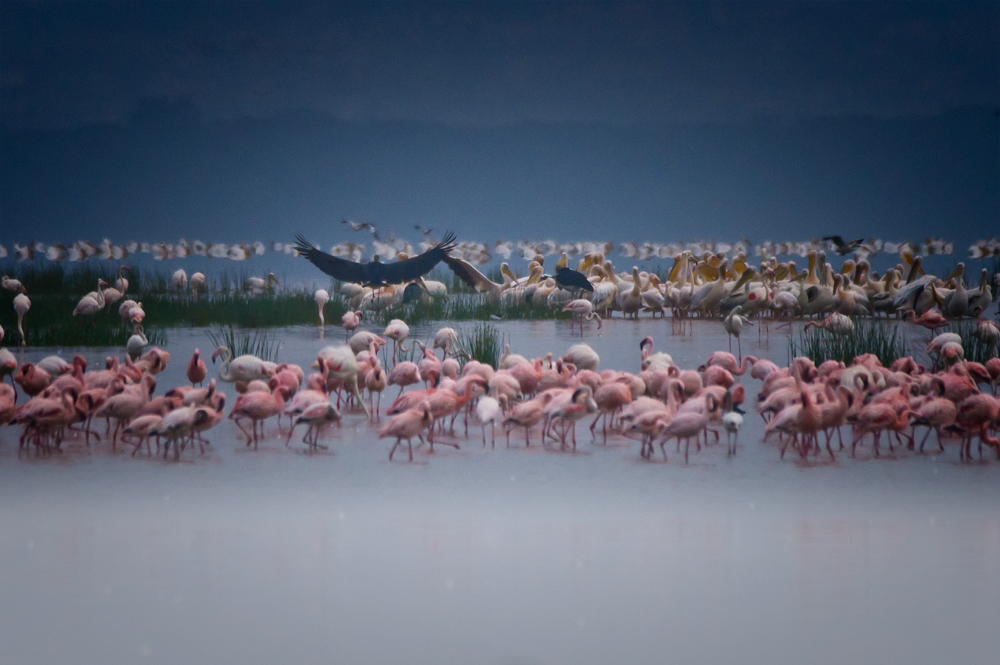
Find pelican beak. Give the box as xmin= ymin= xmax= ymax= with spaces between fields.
xmin=732 ymin=268 xmax=755 ymax=291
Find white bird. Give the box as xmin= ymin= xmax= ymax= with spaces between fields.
xmin=723 ymin=410 xmax=743 ymax=457
xmin=476 ymin=394 xmax=507 ymax=448
xmin=384 ymin=318 xmax=411 ymax=363
xmin=190 ymin=272 xmax=207 ymax=300
xmin=433 ymin=327 xmax=460 ymax=359
xmin=247 ymin=273 xmax=280 ymax=293
xmin=314 ymin=289 xmax=330 ymax=331
xmin=212 ymin=346 xmax=274 ymax=383
xmin=171 ymin=269 xmax=188 ymax=292
xmin=13 ymin=293 xmax=30 ymax=346
xmin=723 ymin=305 xmax=752 ymax=361
xmin=73 ymin=279 xmax=108 ymax=319
xmin=127 ymin=325 xmax=148 ymax=361
xmin=561 ymin=343 xmax=599 ymax=371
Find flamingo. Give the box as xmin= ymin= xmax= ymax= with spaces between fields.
xmin=212 ymin=346 xmax=274 ymax=383
xmin=476 ymin=394 xmax=507 ymax=448
xmin=380 ymin=402 xmax=434 ymax=462
xmin=152 ymin=407 xmax=210 ymax=460
xmin=229 ymin=384 xmax=291 ymax=449
xmin=14 ymin=292 xmax=31 ymax=345
xmin=73 ymin=279 xmax=108 ymax=320
xmin=342 ymin=310 xmax=363 ymax=340
xmin=561 ymin=343 xmax=599 ymax=371
xmin=171 ymin=269 xmax=188 ymax=292
xmin=388 ymin=361 xmax=421 ymax=397
xmin=187 ymin=349 xmax=207 ymax=385
xmin=314 ymin=289 xmax=329 ymax=331
xmin=190 ymin=272 xmax=207 ymax=300
xmin=723 ymin=305 xmax=752 ymax=360
xmin=384 ymin=318 xmax=411 ymax=363
xmin=562 ymin=299 xmax=602 ymax=336
xmin=902 ymin=309 xmax=948 ymax=331
xmin=289 ymin=402 xmax=341 ymax=452
xmin=2 ymin=275 xmax=27 ymax=293
xmin=433 ymin=327 xmax=460 ymax=359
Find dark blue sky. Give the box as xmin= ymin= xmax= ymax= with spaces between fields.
xmin=1 ymin=1 xmax=998 ymax=254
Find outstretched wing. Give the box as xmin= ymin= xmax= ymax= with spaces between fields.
xmin=294 ymin=232 xmax=458 ymax=286
xmin=441 ymin=255 xmax=498 ymax=295
xmin=294 ymin=235 xmax=370 ymax=284
xmin=381 ymin=232 xmax=458 ymax=285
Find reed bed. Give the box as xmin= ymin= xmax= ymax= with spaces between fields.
xmin=459 ymin=322 xmax=505 ymax=369
xmin=790 ymin=319 xmax=907 ymax=367
xmin=0 ymin=293 xmax=166 ymax=348
xmin=927 ymin=321 xmax=1000 ymax=367
xmin=205 ymin=326 xmax=280 ymax=364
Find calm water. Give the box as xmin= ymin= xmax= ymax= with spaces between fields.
xmin=1 ymin=319 xmax=997 ymax=665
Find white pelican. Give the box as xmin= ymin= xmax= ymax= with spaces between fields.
xmin=13 ymin=293 xmax=30 ymax=346
xmin=247 ymin=273 xmax=280 ymax=293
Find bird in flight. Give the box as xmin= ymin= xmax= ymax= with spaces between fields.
xmin=295 ymin=232 xmax=459 ymax=287
xmin=413 ymin=224 xmax=434 ymax=237
xmin=342 ymin=219 xmax=380 ymax=240
xmin=822 ymin=236 xmax=864 ymax=255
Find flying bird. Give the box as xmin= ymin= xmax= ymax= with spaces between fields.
xmin=822 ymin=236 xmax=864 ymax=255
xmin=294 ymin=232 xmax=458 ymax=287
xmin=342 ymin=219 xmax=380 ymax=240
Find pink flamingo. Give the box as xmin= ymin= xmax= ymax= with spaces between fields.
xmin=229 ymin=384 xmax=291 ymax=449
xmin=187 ymin=349 xmax=207 ymax=385
xmin=380 ymin=402 xmax=434 ymax=462
xmin=342 ymin=310 xmax=363 ymax=340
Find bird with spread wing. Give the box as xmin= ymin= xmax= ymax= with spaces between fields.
xmin=294 ymin=232 xmax=461 ymax=287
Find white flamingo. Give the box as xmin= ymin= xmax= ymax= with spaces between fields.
xmin=13 ymin=293 xmax=30 ymax=346
xmin=314 ymin=289 xmax=329 ymax=331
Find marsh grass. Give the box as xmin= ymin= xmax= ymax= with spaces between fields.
xmin=0 ymin=293 xmax=167 ymax=348
xmin=926 ymin=322 xmax=999 ymax=368
xmin=459 ymin=322 xmax=505 ymax=369
xmin=790 ymin=319 xmax=907 ymax=367
xmin=206 ymin=326 xmax=279 ymax=363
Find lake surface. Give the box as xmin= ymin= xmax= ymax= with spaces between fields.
xmin=1 ymin=318 xmax=998 ymax=665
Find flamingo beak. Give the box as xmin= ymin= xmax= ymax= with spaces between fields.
xmin=211 ymin=349 xmax=219 ymax=363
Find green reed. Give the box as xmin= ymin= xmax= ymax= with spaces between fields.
xmin=459 ymin=322 xmax=505 ymax=369
xmin=205 ymin=326 xmax=280 ymax=363
xmin=790 ymin=319 xmax=908 ymax=367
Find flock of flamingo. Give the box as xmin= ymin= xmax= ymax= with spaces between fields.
xmin=1 ymin=234 xmax=998 ymax=464
xmin=1 ymin=308 xmax=999 ymax=463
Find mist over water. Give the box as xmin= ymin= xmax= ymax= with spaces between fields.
xmin=1 ymin=320 xmax=997 ymax=665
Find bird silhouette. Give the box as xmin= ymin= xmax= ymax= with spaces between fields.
xmin=295 ymin=232 xmax=458 ymax=287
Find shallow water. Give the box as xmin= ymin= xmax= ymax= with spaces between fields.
xmin=1 ymin=319 xmax=998 ymax=665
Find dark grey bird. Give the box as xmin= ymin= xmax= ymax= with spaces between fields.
xmin=551 ymin=265 xmax=594 ymax=293
xmin=822 ymin=236 xmax=864 ymax=255
xmin=294 ymin=232 xmax=457 ymax=287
